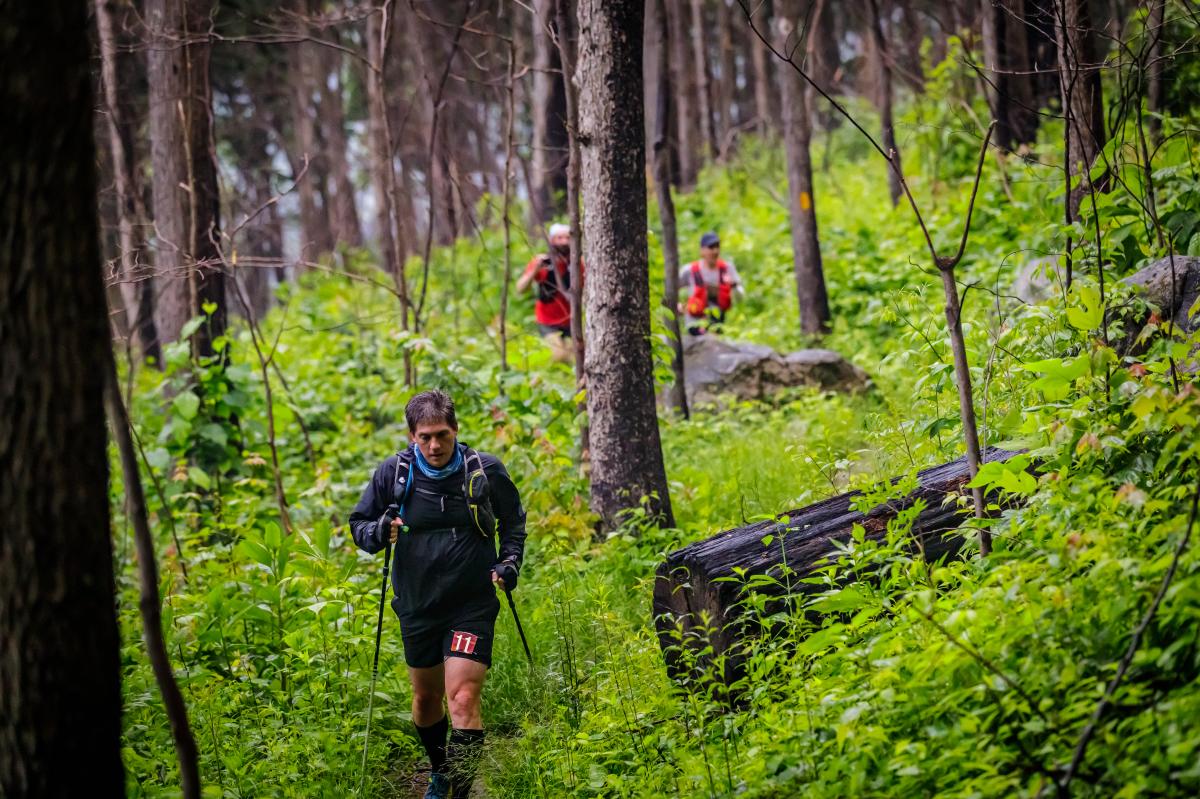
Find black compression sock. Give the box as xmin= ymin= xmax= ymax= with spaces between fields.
xmin=415 ymin=715 xmax=449 ymax=774
xmin=446 ymin=728 xmax=485 ymax=796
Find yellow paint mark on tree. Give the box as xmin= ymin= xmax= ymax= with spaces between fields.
xmin=800 ymin=191 xmax=812 ymax=211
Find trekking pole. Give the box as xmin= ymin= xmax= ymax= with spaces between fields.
xmin=358 ymin=536 xmax=394 ymax=795
xmin=504 ymin=589 xmax=533 ymax=665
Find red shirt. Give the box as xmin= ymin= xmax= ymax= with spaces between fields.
xmin=521 ymin=253 xmax=583 ymax=328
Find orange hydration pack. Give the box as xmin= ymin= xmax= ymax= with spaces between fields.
xmin=686 ymin=260 xmax=733 ymax=317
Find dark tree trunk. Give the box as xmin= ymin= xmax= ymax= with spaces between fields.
xmin=318 ymin=36 xmax=363 ymax=248
xmin=578 ymin=0 xmax=675 ymax=530
xmin=531 ymin=0 xmax=569 ymax=225
xmin=750 ymin=0 xmax=775 ymax=135
xmin=652 ymin=0 xmax=689 ymax=417
xmin=146 ymin=0 xmax=226 ymax=354
xmin=0 ymin=4 xmax=125 ymax=794
xmin=367 ymin=9 xmax=399 ymax=276
xmin=654 ymin=449 xmax=1020 ymax=681
xmin=1145 ymin=0 xmax=1164 ymax=141
xmin=238 ymin=125 xmax=280 ymax=322
xmin=715 ymin=0 xmax=735 ymax=144
xmin=691 ymin=0 xmax=719 ymax=158
xmin=776 ymin=0 xmax=831 ymax=335
xmin=866 ymin=0 xmax=903 ymax=206
xmin=666 ymin=0 xmax=697 ymax=186
xmin=95 ymin=0 xmax=161 ymax=363
xmin=982 ymin=0 xmax=1039 ymax=150
xmin=287 ymin=0 xmax=334 ymax=257
xmin=1055 ymin=0 xmax=1107 ymax=217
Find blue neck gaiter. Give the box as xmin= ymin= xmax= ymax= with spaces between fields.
xmin=412 ymin=442 xmax=463 ymax=480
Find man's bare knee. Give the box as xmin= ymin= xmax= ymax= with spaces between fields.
xmin=447 ymin=685 xmax=480 ymax=722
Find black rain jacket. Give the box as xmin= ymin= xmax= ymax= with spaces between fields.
xmin=349 ymin=443 xmax=527 ymax=630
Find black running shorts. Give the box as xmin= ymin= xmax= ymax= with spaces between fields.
xmin=398 ymin=601 xmax=499 ymax=669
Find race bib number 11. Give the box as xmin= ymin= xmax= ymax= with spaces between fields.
xmin=450 ymin=631 xmax=478 ymax=655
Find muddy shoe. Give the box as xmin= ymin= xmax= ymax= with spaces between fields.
xmin=423 ymin=772 xmax=450 ymax=799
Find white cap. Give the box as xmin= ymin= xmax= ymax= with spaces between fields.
xmin=548 ymin=223 xmax=570 ymax=238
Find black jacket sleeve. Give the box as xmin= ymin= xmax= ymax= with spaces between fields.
xmin=348 ymin=456 xmax=398 ymax=554
xmin=483 ymin=454 xmax=527 ymax=566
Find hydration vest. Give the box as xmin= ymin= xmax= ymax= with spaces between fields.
xmin=392 ymin=445 xmax=496 ymax=538
xmin=686 ymin=260 xmax=733 ymax=317
xmin=535 ymin=254 xmax=571 ymax=305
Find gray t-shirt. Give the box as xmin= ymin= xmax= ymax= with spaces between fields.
xmin=678 ymin=260 xmax=745 ymax=320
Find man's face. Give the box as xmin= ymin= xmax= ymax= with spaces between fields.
xmin=411 ymin=419 xmax=457 ymax=467
xmin=550 ymin=231 xmax=570 ymax=251
xmin=701 ymin=243 xmax=719 ymax=263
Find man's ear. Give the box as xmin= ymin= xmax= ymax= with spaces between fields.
xmin=407 ymin=430 xmax=415 ymax=443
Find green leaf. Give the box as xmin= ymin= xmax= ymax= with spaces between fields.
xmin=1066 ymin=285 xmax=1103 ymax=331
xmin=187 ymin=466 xmax=211 ymax=490
xmin=172 ymin=391 xmax=200 ymax=420
xmin=179 ymin=315 xmax=206 ymax=341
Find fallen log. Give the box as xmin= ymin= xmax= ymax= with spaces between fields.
xmin=653 ymin=447 xmax=1020 ymax=681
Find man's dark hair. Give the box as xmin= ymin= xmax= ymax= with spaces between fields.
xmin=405 ymin=389 xmax=457 ymax=432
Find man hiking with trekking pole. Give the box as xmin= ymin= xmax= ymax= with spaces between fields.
xmin=350 ymin=390 xmax=528 ymax=798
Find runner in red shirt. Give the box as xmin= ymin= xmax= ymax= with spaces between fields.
xmin=516 ymin=223 xmax=583 ymax=362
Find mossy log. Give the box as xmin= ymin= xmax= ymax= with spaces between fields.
xmin=652 ymin=448 xmax=1021 ymax=679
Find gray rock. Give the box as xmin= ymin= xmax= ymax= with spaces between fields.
xmin=1120 ymin=255 xmax=1200 ymax=334
xmin=1115 ymin=255 xmax=1200 ymax=365
xmin=1010 ymin=255 xmax=1068 ymax=305
xmin=681 ymin=335 xmax=869 ymax=406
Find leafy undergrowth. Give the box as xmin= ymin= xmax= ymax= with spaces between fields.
xmin=115 ymin=47 xmax=1200 ymax=798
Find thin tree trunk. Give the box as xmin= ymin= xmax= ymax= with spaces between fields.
xmin=1146 ymin=0 xmax=1165 ymax=141
xmin=103 ymin=358 xmax=202 ymax=799
xmin=288 ymin=1 xmax=333 ymax=257
xmin=318 ymin=36 xmax=363 ymax=248
xmin=715 ymin=0 xmax=736 ymax=139
xmin=0 ymin=4 xmax=125 ymax=792
xmin=652 ymin=0 xmax=689 ymax=417
xmin=500 ymin=41 xmax=517 ymax=373
xmin=776 ymin=0 xmax=831 ymax=335
xmin=866 ymin=0 xmax=903 ymax=206
xmin=531 ymin=0 xmax=569 ymax=225
xmin=750 ymin=1 xmax=774 ymax=135
xmin=1055 ymin=0 xmax=1106 ymax=217
xmin=369 ymin=1 xmax=412 ymax=383
xmin=691 ymin=0 xmax=718 ymax=158
xmin=578 ymin=0 xmax=675 ymax=530
xmin=555 ymin=0 xmax=590 ymax=456
xmin=666 ymin=0 xmax=697 ymax=186
xmin=367 ymin=9 xmax=398 ymax=277
xmin=146 ymin=0 xmax=226 ymax=354
xmin=96 ymin=0 xmax=161 ymax=364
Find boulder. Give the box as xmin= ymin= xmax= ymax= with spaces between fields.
xmin=681 ymin=335 xmax=869 ymax=406
xmin=1010 ymin=255 xmax=1068 ymax=305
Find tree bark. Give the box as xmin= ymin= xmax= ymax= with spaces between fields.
xmin=690 ymin=0 xmax=719 ymax=158
xmin=776 ymin=0 xmax=831 ymax=335
xmin=652 ymin=0 xmax=690 ymax=417
xmin=982 ymin=0 xmax=1039 ymax=150
xmin=666 ymin=0 xmax=698 ymax=186
xmin=715 ymin=0 xmax=736 ymax=137
xmin=531 ymin=0 xmax=569 ymax=225
xmin=1145 ymin=0 xmax=1164 ymax=141
xmin=1054 ymin=0 xmax=1107 ymax=217
xmin=654 ymin=449 xmax=1020 ymax=680
xmin=866 ymin=0 xmax=903 ymax=206
xmin=318 ymin=35 xmax=363 ymax=248
xmin=367 ymin=9 xmax=399 ymax=277
xmin=0 ymin=4 xmax=125 ymax=793
xmin=555 ymin=0 xmax=589 ymax=455
xmin=750 ymin=0 xmax=775 ymax=135
xmin=287 ymin=0 xmax=334 ymax=258
xmin=578 ymin=0 xmax=675 ymax=530
xmin=95 ymin=0 xmax=161 ymax=363
xmin=146 ymin=0 xmax=226 ymax=354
